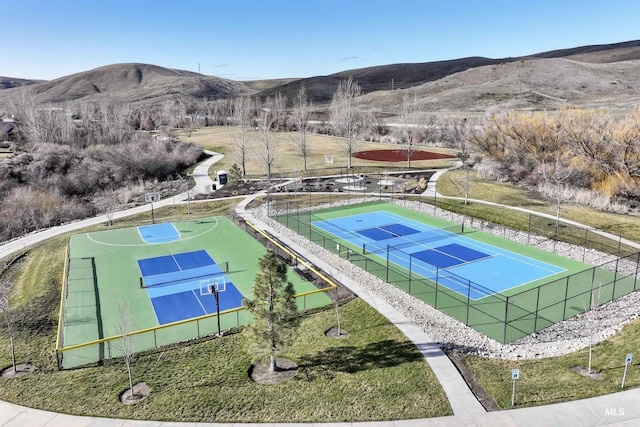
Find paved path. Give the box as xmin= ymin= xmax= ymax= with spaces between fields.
xmin=1 ymin=162 xmax=639 ymax=426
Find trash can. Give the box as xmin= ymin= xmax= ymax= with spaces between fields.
xmin=217 ymin=170 xmax=228 ymax=185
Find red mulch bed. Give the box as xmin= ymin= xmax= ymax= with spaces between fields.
xmin=353 ymin=149 xmax=456 ymax=162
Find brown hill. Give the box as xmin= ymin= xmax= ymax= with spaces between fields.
xmin=0 ymin=76 xmax=43 ymax=90
xmin=358 ymin=57 xmax=640 ymax=115
xmin=1 ymin=40 xmax=639 ymax=114
xmin=0 ymin=63 xmax=255 ymax=105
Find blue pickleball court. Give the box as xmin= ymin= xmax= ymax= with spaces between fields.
xmin=137 ymin=250 xmax=244 ymax=325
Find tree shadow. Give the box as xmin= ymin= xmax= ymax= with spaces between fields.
xmin=298 ymin=340 xmax=422 ymax=375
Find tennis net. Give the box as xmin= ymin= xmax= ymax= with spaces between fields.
xmin=139 ymin=261 xmax=229 ymax=288
xmin=363 ymin=224 xmax=463 ymax=255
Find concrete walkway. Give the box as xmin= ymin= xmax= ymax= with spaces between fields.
xmin=1 ymin=162 xmax=639 ymax=426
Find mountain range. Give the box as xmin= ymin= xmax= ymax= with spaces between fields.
xmin=2 ymin=39 xmax=640 ymax=115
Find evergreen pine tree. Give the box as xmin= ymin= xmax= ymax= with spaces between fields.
xmin=243 ymin=250 xmax=299 ymax=372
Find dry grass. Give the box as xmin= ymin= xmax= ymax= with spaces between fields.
xmin=438 ymin=169 xmax=640 ymax=243
xmin=176 ymin=127 xmax=458 ymax=178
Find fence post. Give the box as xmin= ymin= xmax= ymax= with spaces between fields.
xmin=503 ymin=296 xmax=509 ymax=344
xmin=562 ymin=276 xmax=570 ymax=320
xmin=617 ymin=236 xmax=622 ymax=258
xmin=612 ymin=256 xmax=620 ymax=300
xmin=466 ymin=281 xmax=471 ymax=325
xmin=534 ymin=286 xmax=541 ymax=332
xmin=527 ymin=213 xmax=532 ymax=246
xmin=635 ymin=255 xmax=640 ymax=291
xmin=408 ymin=255 xmax=412 ymax=295
xmin=434 ymin=273 xmax=439 ymax=309
xmin=386 ymin=245 xmax=390 ymax=283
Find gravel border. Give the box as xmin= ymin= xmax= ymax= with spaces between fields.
xmin=250 ymin=197 xmax=640 ymax=360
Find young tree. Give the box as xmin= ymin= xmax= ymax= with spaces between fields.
xmin=541 ymin=150 xmax=572 ymax=233
xmin=291 ymin=85 xmax=313 ymax=171
xmin=456 ymin=140 xmax=472 ymax=205
xmin=93 ymin=188 xmax=124 ymax=226
xmin=242 ymin=250 xmax=299 ymax=372
xmin=256 ymin=94 xmax=286 ymax=184
xmin=228 ymin=163 xmax=243 ymax=185
xmin=115 ymin=304 xmax=138 ymax=398
xmin=583 ymin=281 xmax=603 ymax=375
xmin=329 ymin=77 xmax=364 ymax=171
xmin=231 ymin=96 xmax=256 ymax=176
xmin=397 ymin=94 xmax=423 ymax=167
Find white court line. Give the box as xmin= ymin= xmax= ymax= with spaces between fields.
xmin=192 ymin=289 xmax=208 ymax=315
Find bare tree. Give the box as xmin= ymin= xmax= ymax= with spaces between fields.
xmin=329 ymin=77 xmax=364 ymax=171
xmin=397 ymin=94 xmax=423 ymax=167
xmin=541 ymin=150 xmax=572 ymax=232
xmin=93 ymin=188 xmax=124 ymax=226
xmin=582 ymin=281 xmax=603 ymax=374
xmin=159 ymin=100 xmax=178 ymax=139
xmin=115 ymin=304 xmax=138 ymax=399
xmin=256 ymin=94 xmax=286 ymax=184
xmin=291 ymin=85 xmax=313 ymax=171
xmin=9 ymin=88 xmax=73 ymax=147
xmin=456 ymin=140 xmax=472 ymax=205
xmin=231 ymin=96 xmax=256 ymax=176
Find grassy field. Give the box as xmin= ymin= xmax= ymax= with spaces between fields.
xmin=175 ymin=126 xmax=458 ymax=178
xmin=464 ymin=317 xmax=640 ymax=409
xmin=0 ymin=201 xmax=451 ymax=422
xmin=437 ymin=169 xmax=640 ymax=245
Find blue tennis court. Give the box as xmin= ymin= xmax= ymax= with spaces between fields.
xmin=314 ymin=211 xmax=565 ymax=300
xmin=137 ymin=250 xmax=244 ymax=324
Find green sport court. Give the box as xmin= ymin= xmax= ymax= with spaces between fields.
xmin=58 ymin=216 xmax=331 ymax=369
xmin=272 ymin=200 xmax=639 ymax=343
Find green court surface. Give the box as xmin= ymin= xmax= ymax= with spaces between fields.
xmin=60 ymin=217 xmax=331 ymax=369
xmin=273 ymin=200 xmax=639 ymax=343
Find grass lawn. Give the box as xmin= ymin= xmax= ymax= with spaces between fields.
xmin=0 ymin=202 xmax=451 ymax=422
xmin=465 ymin=316 xmax=640 ymax=409
xmin=175 ymin=126 xmax=458 ymax=178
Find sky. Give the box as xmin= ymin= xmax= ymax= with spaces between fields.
xmin=2 ymin=0 xmax=640 ymax=81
